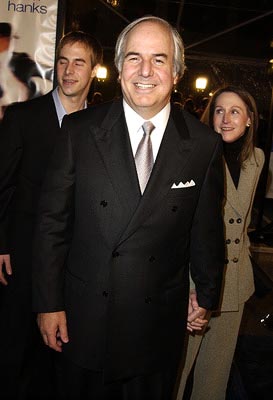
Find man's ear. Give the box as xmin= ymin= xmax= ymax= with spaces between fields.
xmin=91 ymin=64 xmax=100 ymax=78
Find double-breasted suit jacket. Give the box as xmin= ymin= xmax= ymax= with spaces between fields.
xmin=221 ymin=148 xmax=265 ymax=311
xmin=33 ymin=99 xmax=225 ymax=381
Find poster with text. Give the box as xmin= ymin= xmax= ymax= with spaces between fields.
xmin=0 ymin=0 xmax=60 ymax=119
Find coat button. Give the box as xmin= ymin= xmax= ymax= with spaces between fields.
xmin=229 ymin=218 xmax=234 ymax=224
xmin=145 ymin=296 xmax=152 ymax=304
xmin=172 ymin=206 xmax=178 ymax=212
xmin=112 ymin=251 xmax=120 ymax=258
xmin=149 ymin=256 xmax=155 ymax=262
xmin=226 ymin=239 xmax=231 ymax=244
xmin=235 ymin=238 xmax=240 ymax=244
xmin=237 ymin=218 xmax=242 ymax=224
xmin=102 ymin=291 xmax=108 ymax=297
xmin=100 ymin=200 xmax=108 ymax=207
xmin=232 ymin=257 xmax=239 ymax=263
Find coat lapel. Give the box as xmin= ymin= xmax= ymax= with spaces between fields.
xmin=237 ymin=155 xmax=258 ymax=212
xmin=224 ymin=162 xmax=242 ymax=213
xmin=225 ymin=155 xmax=257 ymax=216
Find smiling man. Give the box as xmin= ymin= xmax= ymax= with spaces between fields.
xmin=0 ymin=31 xmax=102 ymax=399
xmin=117 ymin=19 xmax=179 ymax=119
xmin=32 ymin=17 xmax=225 ymax=400
xmin=56 ymin=34 xmax=100 ymax=114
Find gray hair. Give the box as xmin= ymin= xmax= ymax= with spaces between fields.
xmin=114 ymin=15 xmax=185 ymax=80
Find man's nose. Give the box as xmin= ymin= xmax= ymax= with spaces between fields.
xmin=64 ymin=63 xmax=74 ymax=75
xmin=139 ymin=60 xmax=153 ymax=77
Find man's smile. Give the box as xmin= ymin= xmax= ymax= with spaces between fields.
xmin=134 ymin=83 xmax=156 ymax=89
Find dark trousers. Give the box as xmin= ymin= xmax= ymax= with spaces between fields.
xmin=55 ymin=353 xmax=179 ymax=400
xmin=0 ymin=286 xmax=56 ymax=400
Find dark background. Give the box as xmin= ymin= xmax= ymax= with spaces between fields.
xmin=60 ymin=0 xmax=273 ymax=109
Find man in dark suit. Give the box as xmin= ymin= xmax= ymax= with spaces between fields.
xmin=0 ymin=31 xmax=102 ymax=399
xmin=32 ymin=16 xmax=224 ymax=400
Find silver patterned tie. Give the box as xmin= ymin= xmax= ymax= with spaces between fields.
xmin=135 ymin=121 xmax=155 ymax=194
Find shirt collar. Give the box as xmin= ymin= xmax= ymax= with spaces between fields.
xmin=52 ymin=87 xmax=88 ymax=127
xmin=52 ymin=87 xmax=66 ymax=127
xmin=123 ymin=100 xmax=170 ymax=132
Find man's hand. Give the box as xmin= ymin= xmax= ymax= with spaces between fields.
xmin=37 ymin=311 xmax=69 ymax=352
xmin=187 ymin=289 xmax=210 ymax=333
xmin=0 ymin=254 xmax=12 ymax=285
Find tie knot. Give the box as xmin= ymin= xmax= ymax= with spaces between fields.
xmin=142 ymin=121 xmax=155 ymax=136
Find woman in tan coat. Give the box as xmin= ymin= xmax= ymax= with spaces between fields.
xmin=177 ymin=86 xmax=265 ymax=400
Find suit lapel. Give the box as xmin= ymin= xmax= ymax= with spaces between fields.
xmin=92 ymin=100 xmax=140 ymax=218
xmin=118 ymin=106 xmax=197 ymax=244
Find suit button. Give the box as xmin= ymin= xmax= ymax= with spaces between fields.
xmin=235 ymin=238 xmax=240 ymax=244
xmin=226 ymin=239 xmax=231 ymax=244
xmin=145 ymin=296 xmax=152 ymax=304
xmin=112 ymin=251 xmax=120 ymax=258
xmin=237 ymin=218 xmax=242 ymax=224
xmin=100 ymin=200 xmax=108 ymax=207
xmin=225 ymin=259 xmax=229 ymax=264
xmin=102 ymin=291 xmax=108 ymax=297
xmin=229 ymin=218 xmax=234 ymax=224
xmin=172 ymin=206 xmax=178 ymax=212
xmin=149 ymin=256 xmax=155 ymax=262
xmin=232 ymin=257 xmax=238 ymax=263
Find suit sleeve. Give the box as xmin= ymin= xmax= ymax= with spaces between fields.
xmin=0 ymin=106 xmax=23 ymax=253
xmin=190 ymin=136 xmax=225 ymax=310
xmin=32 ymin=120 xmax=75 ymax=312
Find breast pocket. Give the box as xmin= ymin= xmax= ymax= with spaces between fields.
xmin=167 ymin=187 xmax=198 ymax=223
xmin=169 ymin=186 xmax=196 ymax=199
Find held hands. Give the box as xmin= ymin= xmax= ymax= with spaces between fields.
xmin=0 ymin=254 xmax=12 ymax=285
xmin=187 ymin=289 xmax=211 ymax=333
xmin=37 ymin=311 xmax=69 ymax=352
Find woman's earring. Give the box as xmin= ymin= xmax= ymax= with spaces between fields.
xmin=246 ymin=122 xmax=251 ymax=127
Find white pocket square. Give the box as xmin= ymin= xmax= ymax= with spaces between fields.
xmin=171 ymin=180 xmax=196 ymax=189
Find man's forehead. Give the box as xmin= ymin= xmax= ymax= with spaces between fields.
xmin=59 ymin=43 xmax=91 ymax=58
xmin=125 ymin=21 xmax=173 ymax=48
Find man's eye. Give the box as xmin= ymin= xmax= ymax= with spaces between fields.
xmin=128 ymin=56 xmax=139 ymax=62
xmin=75 ymin=62 xmax=84 ymax=66
xmin=155 ymin=58 xmax=164 ymax=64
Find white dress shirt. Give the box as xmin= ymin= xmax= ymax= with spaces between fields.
xmin=123 ymin=100 xmax=170 ymax=161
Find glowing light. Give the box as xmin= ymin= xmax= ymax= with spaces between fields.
xmin=96 ymin=66 xmax=108 ymax=81
xmin=107 ymin=0 xmax=120 ymax=7
xmin=195 ymin=77 xmax=208 ymax=90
